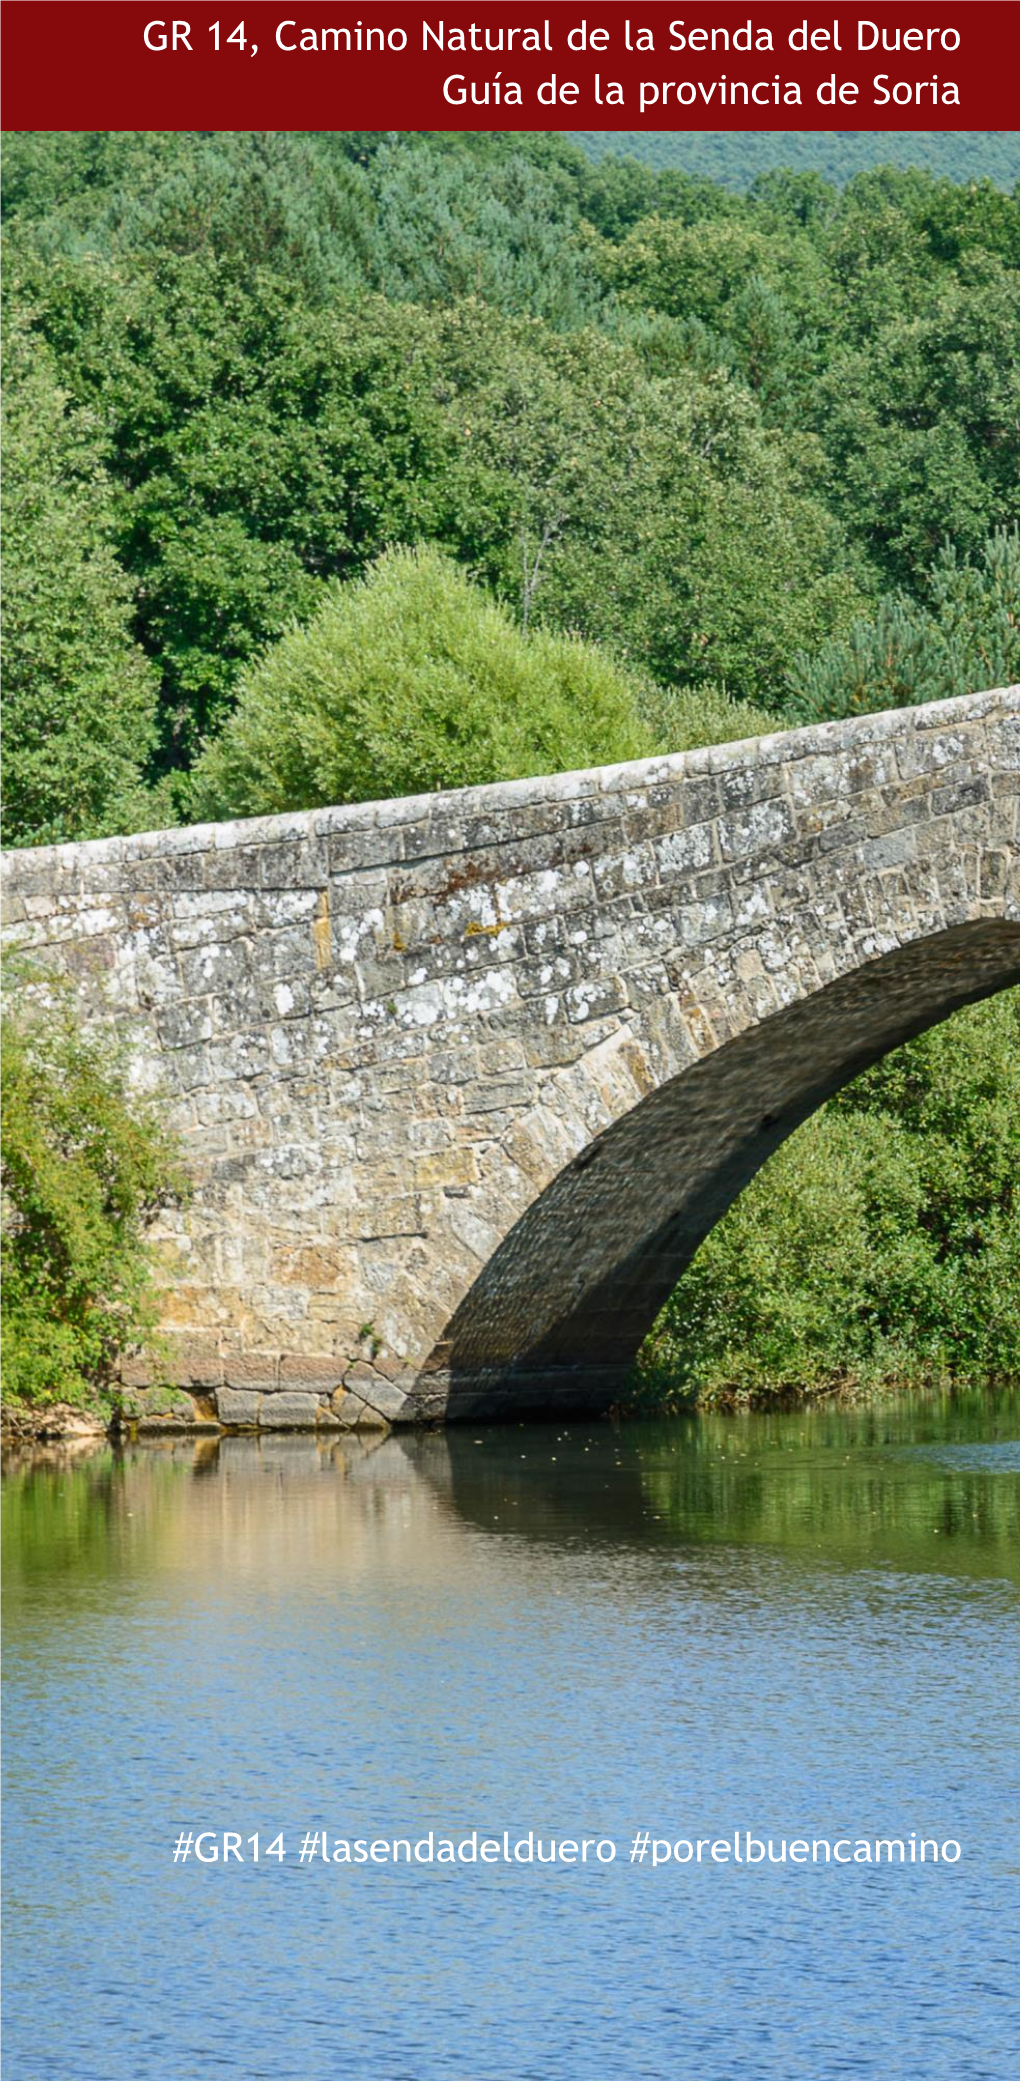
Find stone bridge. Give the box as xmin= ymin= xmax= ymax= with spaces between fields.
xmin=3 ymin=687 xmax=1018 ymax=1431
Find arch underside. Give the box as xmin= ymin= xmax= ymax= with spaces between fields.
xmin=409 ymin=920 xmax=1020 ymax=1424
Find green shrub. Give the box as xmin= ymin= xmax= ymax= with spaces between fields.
xmin=186 ymin=545 xmax=656 ymax=819
xmin=0 ymin=969 xmax=187 ymax=1408
xmin=639 ymin=679 xmax=779 ymax=753
xmin=641 ymin=990 xmax=1020 ymax=1403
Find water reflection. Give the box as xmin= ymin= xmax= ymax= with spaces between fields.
xmin=4 ymin=1389 xmax=1019 ymax=1609
xmin=412 ymin=1390 xmax=1020 ymax=1584
xmin=3 ymin=1391 xmax=1019 ymax=2081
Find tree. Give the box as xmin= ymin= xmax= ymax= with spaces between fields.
xmin=786 ymin=530 xmax=1020 ymax=723
xmin=0 ymin=319 xmax=159 ymax=847
xmin=426 ymin=303 xmax=863 ymax=701
xmin=365 ymin=138 xmax=605 ymax=329
xmin=638 ymin=681 xmax=778 ymax=752
xmin=8 ymin=250 xmax=866 ymax=750
xmin=4 ymin=133 xmax=1014 ymax=790
xmin=810 ymin=267 xmax=1020 ymax=588
xmin=609 ymin=213 xmax=829 ymax=333
xmin=1 ymin=965 xmax=187 ymax=1408
xmin=604 ymin=211 xmax=830 ymax=419
xmin=5 ymin=251 xmax=470 ymax=762
xmin=186 ymin=546 xmax=655 ymax=820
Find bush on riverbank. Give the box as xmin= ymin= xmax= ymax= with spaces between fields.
xmin=639 ymin=990 xmax=1020 ymax=1405
xmin=0 ymin=969 xmax=187 ymax=1410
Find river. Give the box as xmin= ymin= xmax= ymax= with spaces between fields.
xmin=3 ymin=1390 xmax=1018 ymax=2078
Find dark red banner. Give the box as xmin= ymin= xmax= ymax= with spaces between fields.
xmin=1 ymin=2 xmax=1017 ymax=131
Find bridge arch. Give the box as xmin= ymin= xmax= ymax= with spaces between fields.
xmin=2 ymin=686 xmax=1017 ymax=1428
xmin=417 ymin=918 xmax=1020 ymax=1419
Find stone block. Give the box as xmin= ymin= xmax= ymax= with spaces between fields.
xmin=258 ymin=1392 xmax=320 ymax=1429
xmin=216 ymin=1386 xmax=261 ymax=1426
xmin=343 ymin=1370 xmax=411 ymax=1422
xmin=224 ymin=1352 xmax=278 ymax=1390
xmin=134 ymin=1389 xmax=206 ymax=1433
xmin=118 ymin=1355 xmax=155 ymax=1389
xmin=164 ymin=1336 xmax=223 ymax=1388
xmin=279 ymin=1354 xmax=346 ymax=1391
xmin=353 ymin=1401 xmax=391 ymax=1430
xmin=331 ymin=1390 xmax=367 ymax=1429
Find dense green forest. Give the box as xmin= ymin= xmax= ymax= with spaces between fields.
xmin=575 ymin=130 xmax=1020 ymax=188
xmin=2 ymin=129 xmax=1018 ymax=1409
xmin=4 ymin=128 xmax=1019 ymax=841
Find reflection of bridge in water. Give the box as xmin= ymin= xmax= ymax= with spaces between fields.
xmin=3 ymin=688 xmax=1018 ymax=1426
xmin=8 ymin=1409 xmax=1016 ymax=1596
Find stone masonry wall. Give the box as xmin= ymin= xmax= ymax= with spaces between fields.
xmin=2 ymin=687 xmax=1018 ymax=1429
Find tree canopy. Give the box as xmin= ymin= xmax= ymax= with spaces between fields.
xmin=3 ymin=130 xmax=1017 ymax=841
xmin=187 ymin=546 xmax=655 ymax=819
xmin=0 ymin=318 xmax=159 ymax=846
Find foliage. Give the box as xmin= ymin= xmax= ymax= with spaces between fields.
xmin=186 ymin=546 xmax=654 ymax=818
xmin=607 ymin=211 xmax=831 ymax=419
xmin=640 ymin=993 xmax=1020 ymax=1403
xmin=811 ymin=264 xmax=1020 ymax=587
xmin=0 ymin=316 xmax=161 ymax=847
xmin=0 ymin=967 xmax=187 ymax=1408
xmin=572 ymin=132 xmax=1020 ymax=191
xmin=787 ymin=530 xmax=1020 ymax=722
xmin=1 ymin=131 xmax=602 ymax=326
xmin=1 ymin=247 xmax=863 ymax=764
xmin=5 ymin=131 xmax=1017 ymax=798
xmin=425 ymin=305 xmax=862 ymax=697
xmin=639 ymin=681 xmax=778 ymax=752
xmin=600 ymin=181 xmax=1020 ymax=595
xmin=0 ymin=254 xmax=455 ymax=762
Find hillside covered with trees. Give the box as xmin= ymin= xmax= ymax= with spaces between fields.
xmin=575 ymin=129 xmax=1020 ymax=188
xmin=2 ymin=128 xmax=1018 ymax=1410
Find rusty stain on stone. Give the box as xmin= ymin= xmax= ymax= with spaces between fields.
xmin=311 ymin=888 xmax=332 ymax=971
xmin=465 ymin=916 xmax=510 ymax=938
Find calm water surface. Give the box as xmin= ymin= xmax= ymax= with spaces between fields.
xmin=3 ymin=1390 xmax=1019 ymax=2080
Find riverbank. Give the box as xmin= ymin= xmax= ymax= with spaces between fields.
xmin=0 ymin=1400 xmax=112 ymax=1444
xmin=624 ymin=1367 xmax=992 ymax=1417
xmin=5 ymin=1369 xmax=1011 ymax=1442
xmin=0 ymin=1386 xmax=392 ymax=1443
